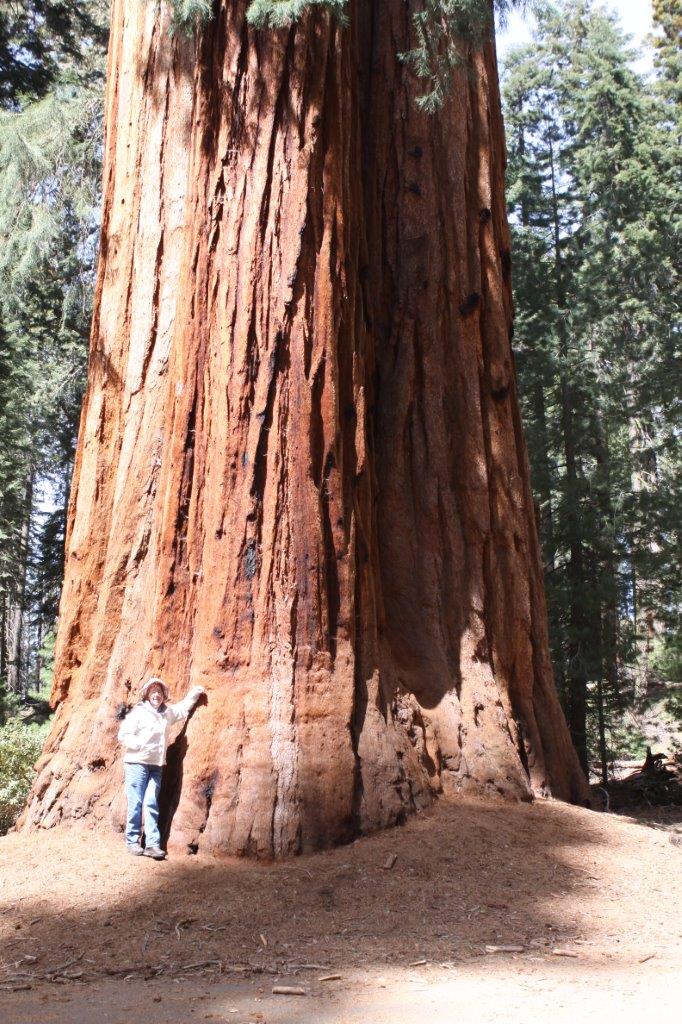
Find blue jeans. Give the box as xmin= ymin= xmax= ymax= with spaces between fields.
xmin=124 ymin=763 xmax=163 ymax=849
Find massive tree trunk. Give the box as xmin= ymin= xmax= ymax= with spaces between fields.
xmin=21 ymin=0 xmax=588 ymax=856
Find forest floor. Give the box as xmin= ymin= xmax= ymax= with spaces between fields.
xmin=1 ymin=796 xmax=680 ymax=1024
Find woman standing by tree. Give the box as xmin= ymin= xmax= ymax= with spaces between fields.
xmin=118 ymin=678 xmax=205 ymax=859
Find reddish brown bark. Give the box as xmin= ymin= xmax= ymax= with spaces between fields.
xmin=21 ymin=0 xmax=588 ymax=856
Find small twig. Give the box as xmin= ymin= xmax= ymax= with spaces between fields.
xmin=48 ymin=952 xmax=85 ymax=975
xmin=179 ymin=960 xmax=222 ymax=972
xmin=597 ymin=786 xmax=610 ymax=811
xmin=285 ymin=962 xmax=331 ymax=971
xmin=173 ymin=917 xmax=195 ymax=939
xmin=245 ymin=963 xmax=280 ymax=976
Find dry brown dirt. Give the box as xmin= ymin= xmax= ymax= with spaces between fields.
xmin=1 ymin=796 xmax=681 ymax=1023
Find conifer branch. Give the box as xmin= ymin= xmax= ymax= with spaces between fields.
xmin=246 ymin=0 xmax=348 ymax=29
xmin=163 ymin=1 xmax=527 ymax=110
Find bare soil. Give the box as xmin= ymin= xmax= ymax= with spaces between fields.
xmin=1 ymin=796 xmax=681 ymax=1023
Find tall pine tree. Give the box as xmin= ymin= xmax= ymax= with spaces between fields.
xmin=503 ymin=0 xmax=681 ymax=778
xmin=0 ymin=2 xmax=107 ymax=709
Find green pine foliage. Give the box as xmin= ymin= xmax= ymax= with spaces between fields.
xmin=163 ymin=0 xmax=347 ymax=30
xmin=169 ymin=0 xmax=522 ymax=112
xmin=399 ymin=0 xmax=492 ymax=113
xmin=400 ymin=1 xmax=526 ymax=111
xmin=651 ymin=0 xmax=682 ymax=113
xmin=0 ymin=90 xmax=102 ymax=284
xmin=0 ymin=315 xmax=33 ymax=593
xmin=503 ymin=0 xmax=681 ymax=778
xmin=0 ymin=1 xmax=106 ymax=106
xmin=167 ymin=0 xmax=213 ymax=30
xmin=246 ymin=0 xmax=348 ymax=29
xmin=0 ymin=226 xmax=93 ymax=703
xmin=0 ymin=2 xmax=107 ymax=707
xmin=0 ymin=716 xmax=49 ymax=833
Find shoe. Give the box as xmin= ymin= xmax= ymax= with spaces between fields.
xmin=127 ymin=844 xmax=144 ymax=856
xmin=142 ymin=846 xmax=167 ymax=860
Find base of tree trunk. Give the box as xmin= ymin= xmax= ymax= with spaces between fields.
xmin=21 ymin=667 xmax=587 ymax=857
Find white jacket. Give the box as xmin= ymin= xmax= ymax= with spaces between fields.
xmin=117 ymin=687 xmax=203 ymax=766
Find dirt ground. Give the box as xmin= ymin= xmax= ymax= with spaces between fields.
xmin=1 ymin=796 xmax=681 ymax=1023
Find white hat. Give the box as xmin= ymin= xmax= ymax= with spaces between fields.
xmin=140 ymin=677 xmax=170 ymax=700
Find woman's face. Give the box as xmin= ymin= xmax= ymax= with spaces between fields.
xmin=146 ymin=684 xmax=165 ymax=709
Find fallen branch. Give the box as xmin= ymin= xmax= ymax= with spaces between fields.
xmin=47 ymin=952 xmax=85 ymax=975
xmin=285 ymin=962 xmax=331 ymax=971
xmin=179 ymin=960 xmax=222 ymax=972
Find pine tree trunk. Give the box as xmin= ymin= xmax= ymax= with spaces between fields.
xmin=547 ymin=136 xmax=589 ymax=776
xmin=595 ymin=669 xmax=608 ymax=787
xmin=593 ymin=419 xmax=620 ymax=712
xmin=530 ymin=380 xmax=555 ymax=571
xmin=6 ymin=471 xmax=33 ymax=696
xmin=21 ymin=0 xmax=588 ymax=855
xmin=0 ymin=591 xmax=7 ymax=705
xmin=34 ymin=614 xmax=44 ymax=695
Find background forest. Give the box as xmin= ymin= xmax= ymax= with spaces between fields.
xmin=0 ymin=0 xmax=679 ymax=829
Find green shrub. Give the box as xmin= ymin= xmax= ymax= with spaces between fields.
xmin=650 ymin=634 xmax=682 ymax=684
xmin=0 ymin=717 xmax=49 ymax=834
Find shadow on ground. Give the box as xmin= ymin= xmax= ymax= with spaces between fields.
xmin=1 ymin=796 xmax=680 ymax=1023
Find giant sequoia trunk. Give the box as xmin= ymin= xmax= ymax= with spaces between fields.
xmin=21 ymin=0 xmax=588 ymax=855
